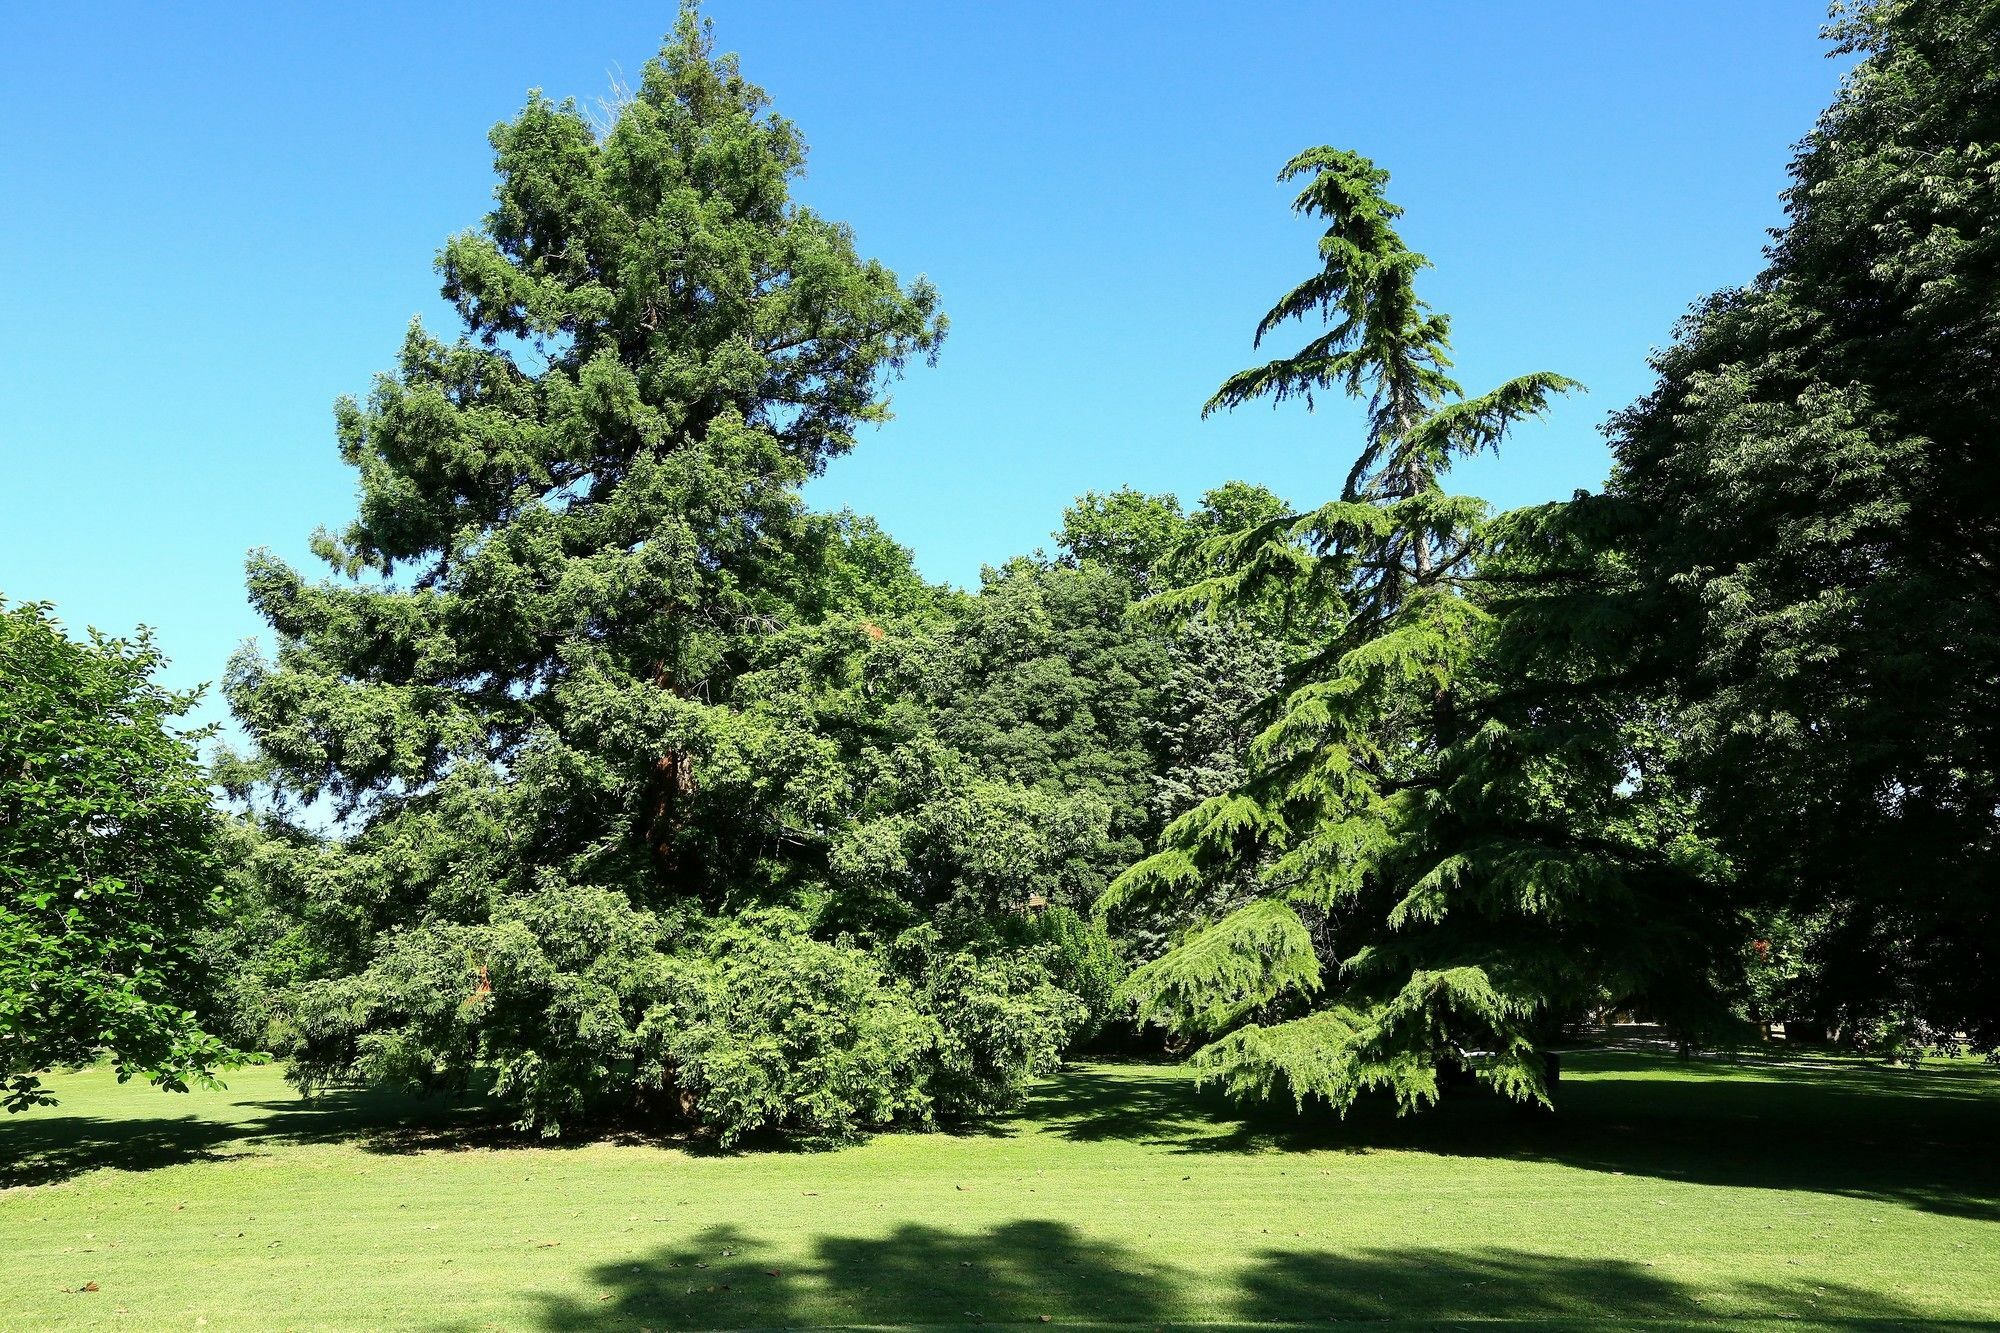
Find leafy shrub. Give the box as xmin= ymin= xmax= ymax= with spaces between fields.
xmin=638 ymin=913 xmax=939 ymax=1146
xmin=920 ymin=947 xmax=1085 ymax=1117
xmin=280 ymin=883 xmax=673 ymax=1138
xmin=893 ymin=923 xmax=1087 ymax=1117
xmin=632 ymin=915 xmax=1086 ymax=1145
xmin=1013 ymin=905 xmax=1124 ymax=1036
xmin=256 ymin=890 xmax=1092 ymax=1146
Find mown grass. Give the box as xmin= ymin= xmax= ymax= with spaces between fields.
xmin=1 ymin=1047 xmax=1995 ymax=1330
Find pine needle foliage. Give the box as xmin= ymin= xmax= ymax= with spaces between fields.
xmin=213 ymin=9 xmax=1022 ymax=1138
xmin=1105 ymin=147 xmax=1587 ymax=1114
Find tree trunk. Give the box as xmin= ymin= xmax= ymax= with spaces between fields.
xmin=644 ymin=748 xmax=697 ymax=881
xmin=642 ymin=660 xmax=701 ymax=893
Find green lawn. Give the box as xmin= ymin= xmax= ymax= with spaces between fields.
xmin=2 ymin=1049 xmax=1995 ymax=1330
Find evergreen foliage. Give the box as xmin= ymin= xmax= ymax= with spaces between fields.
xmin=216 ymin=11 xmax=1102 ymax=1139
xmin=1105 ymin=147 xmax=1587 ymax=1112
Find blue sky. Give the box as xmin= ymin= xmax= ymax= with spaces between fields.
xmin=1 ymin=2 xmax=1848 ymax=726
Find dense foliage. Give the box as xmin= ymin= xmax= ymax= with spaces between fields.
xmin=213 ymin=12 xmax=1118 ymax=1141
xmin=1099 ymin=0 xmax=2000 ymax=1113
xmin=1102 ymin=147 xmax=1590 ymax=1111
xmin=0 ymin=602 xmax=235 ymax=1110
xmin=11 ymin=0 xmax=1991 ymax=1142
xmin=1583 ymin=0 xmax=2000 ymax=1052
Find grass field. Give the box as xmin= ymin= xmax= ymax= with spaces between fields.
xmin=2 ymin=1048 xmax=1995 ymax=1330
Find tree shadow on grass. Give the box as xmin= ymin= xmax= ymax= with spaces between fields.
xmin=511 ymin=1224 xmax=1943 ymax=1331
xmin=0 ymin=1083 xmax=505 ymax=1188
xmin=1236 ymin=1244 xmax=1941 ymax=1327
xmin=0 ymin=1114 xmax=234 ymax=1188
xmin=0 ymin=1071 xmax=852 ymax=1188
xmin=523 ymin=1219 xmax=1177 ymax=1331
xmin=1023 ymin=1053 xmax=2000 ymax=1223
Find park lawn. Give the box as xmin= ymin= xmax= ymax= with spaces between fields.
xmin=0 ymin=1049 xmax=1995 ymax=1331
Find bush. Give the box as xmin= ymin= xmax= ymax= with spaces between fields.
xmin=909 ymin=934 xmax=1086 ymax=1117
xmin=275 ymin=882 xmax=674 ymax=1137
xmin=636 ymin=915 xmax=1088 ymax=1146
xmin=639 ymin=913 xmax=939 ymax=1146
xmin=250 ymin=886 xmax=1093 ymax=1145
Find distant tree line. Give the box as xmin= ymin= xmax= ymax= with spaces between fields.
xmin=3 ymin=0 xmax=1992 ymax=1137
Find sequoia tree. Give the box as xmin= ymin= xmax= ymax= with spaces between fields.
xmin=220 ymin=11 xmax=997 ymax=1136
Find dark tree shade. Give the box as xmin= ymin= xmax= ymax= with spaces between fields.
xmin=1600 ymin=0 xmax=2000 ymax=1049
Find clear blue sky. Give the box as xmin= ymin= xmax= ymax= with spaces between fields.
xmin=2 ymin=2 xmax=1848 ymax=726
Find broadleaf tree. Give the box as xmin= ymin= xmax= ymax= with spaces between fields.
xmin=1 ymin=601 xmax=237 ymax=1111
xmin=1585 ymin=0 xmax=2000 ymax=1053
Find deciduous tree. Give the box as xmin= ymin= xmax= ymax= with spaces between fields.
xmin=1 ymin=601 xmax=235 ymax=1110
xmin=1596 ymin=0 xmax=2000 ymax=1051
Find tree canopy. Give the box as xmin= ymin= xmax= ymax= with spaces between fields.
xmin=1584 ymin=0 xmax=2000 ymax=1052
xmin=10 ymin=0 xmax=1992 ymax=1143
xmin=1 ymin=601 xmax=235 ymax=1111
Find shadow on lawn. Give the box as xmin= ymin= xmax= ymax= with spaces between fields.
xmin=503 ymin=1222 xmax=1935 ymax=1330
xmin=1234 ymin=1244 xmax=1936 ymax=1327
xmin=520 ymin=1220 xmax=1172 ymax=1330
xmin=1025 ymin=1053 xmax=2000 ymax=1223
xmin=9 ymin=1048 xmax=1994 ymax=1231
xmin=0 ymin=1084 xmax=509 ymax=1188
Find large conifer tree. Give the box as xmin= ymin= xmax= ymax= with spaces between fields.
xmin=1102 ymin=148 xmax=1592 ymax=1110
xmin=223 ymin=10 xmax=950 ymax=1131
